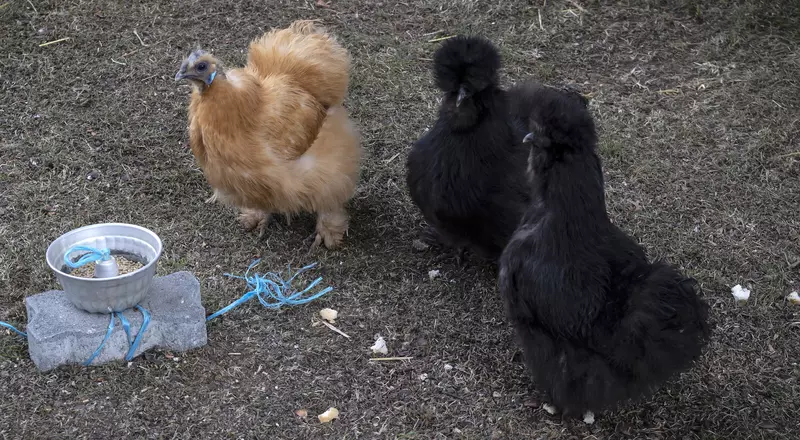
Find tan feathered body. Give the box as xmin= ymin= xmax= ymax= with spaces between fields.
xmin=185 ymin=21 xmax=361 ymax=248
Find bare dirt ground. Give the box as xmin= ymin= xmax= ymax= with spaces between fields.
xmin=1 ymin=0 xmax=799 ymax=438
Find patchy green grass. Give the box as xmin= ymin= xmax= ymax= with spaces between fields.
xmin=1 ymin=0 xmax=799 ymax=438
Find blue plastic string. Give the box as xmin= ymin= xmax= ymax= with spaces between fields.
xmin=83 ymin=313 xmax=116 ymax=366
xmin=117 ymin=313 xmax=134 ymax=346
xmin=0 ymin=321 xmax=27 ymax=338
xmin=206 ymin=260 xmax=333 ymax=321
xmin=64 ymin=245 xmax=111 ymax=269
xmin=126 ymin=306 xmax=151 ymax=362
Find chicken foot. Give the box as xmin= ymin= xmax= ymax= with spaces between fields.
xmin=541 ymin=403 xmax=594 ymax=425
xmin=205 ymin=190 xmax=220 ymax=204
xmin=421 ymin=224 xmax=467 ymax=266
xmin=239 ymin=208 xmax=271 ymax=239
xmin=420 ymin=223 xmax=446 ymax=247
xmin=311 ymin=207 xmax=349 ymax=250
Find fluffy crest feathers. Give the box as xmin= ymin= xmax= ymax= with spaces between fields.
xmin=433 ymin=36 xmax=501 ymax=99
xmin=518 ymin=83 xmax=596 ymax=154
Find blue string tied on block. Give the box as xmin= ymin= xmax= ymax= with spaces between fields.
xmin=207 ymin=260 xmax=333 ymax=321
xmin=84 ymin=305 xmax=152 ymax=366
xmin=3 ymin=247 xmax=150 ymax=366
xmin=1 ymin=307 xmax=151 ymax=366
xmin=0 ymin=306 xmax=150 ymax=367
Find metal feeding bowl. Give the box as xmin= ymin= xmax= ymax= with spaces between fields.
xmin=45 ymin=223 xmax=163 ymax=314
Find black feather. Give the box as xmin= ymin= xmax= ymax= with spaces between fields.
xmin=499 ymin=82 xmax=711 ymax=416
xmin=406 ymin=36 xmax=529 ymax=261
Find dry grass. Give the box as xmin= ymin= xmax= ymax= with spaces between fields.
xmin=1 ymin=0 xmax=799 ymax=438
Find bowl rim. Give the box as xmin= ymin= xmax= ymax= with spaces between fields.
xmin=46 ymin=222 xmax=163 ymax=283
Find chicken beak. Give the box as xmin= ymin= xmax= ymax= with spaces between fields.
xmin=456 ymin=87 xmax=468 ymax=107
xmin=175 ymin=70 xmax=187 ymax=81
xmin=522 ymin=132 xmax=535 ymax=143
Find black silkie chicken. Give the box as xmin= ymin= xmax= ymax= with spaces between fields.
xmin=498 ymin=82 xmax=711 ymax=422
xmin=406 ymin=36 xmax=529 ymax=262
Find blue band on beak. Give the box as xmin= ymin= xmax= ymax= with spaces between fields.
xmin=206 ymin=70 xmax=217 ymax=86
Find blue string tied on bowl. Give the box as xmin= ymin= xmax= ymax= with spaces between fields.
xmin=63 ymin=245 xmax=119 ymax=278
xmin=207 ymin=260 xmax=333 ymax=321
xmin=64 ymin=245 xmax=111 ymax=268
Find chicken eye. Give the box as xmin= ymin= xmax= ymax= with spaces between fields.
xmin=196 ymin=62 xmax=208 ymax=72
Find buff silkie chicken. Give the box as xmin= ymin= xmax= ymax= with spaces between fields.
xmin=175 ymin=20 xmax=361 ymax=249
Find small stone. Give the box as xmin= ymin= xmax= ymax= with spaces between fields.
xmin=412 ymin=239 xmax=430 ymax=252
xmin=542 ymin=403 xmax=558 ymax=415
xmin=86 ymin=170 xmax=100 ymax=181
xmin=418 ymin=373 xmax=428 ymax=381
xmin=428 ymin=270 xmax=441 ymax=280
xmin=583 ymin=411 xmax=595 ymax=424
xmin=444 ymin=364 xmax=453 ymax=371
xmin=25 ymin=271 xmax=207 ymax=372
xmin=492 ymin=391 xmax=502 ymax=398
xmin=370 ymin=335 xmax=388 ymax=355
xmin=731 ymin=284 xmax=750 ymax=302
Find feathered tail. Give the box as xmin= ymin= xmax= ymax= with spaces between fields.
xmin=609 ymin=262 xmax=711 ymax=387
xmin=247 ymin=20 xmax=351 ymax=108
xmin=520 ymin=262 xmax=711 ymax=414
